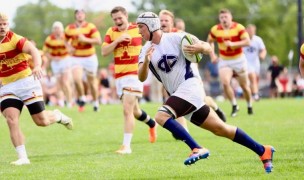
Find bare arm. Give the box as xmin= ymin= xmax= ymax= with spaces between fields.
xmin=259 ymin=48 xmax=267 ymax=60
xmin=138 ymin=46 xmax=154 ymax=82
xmin=102 ymin=33 xmax=131 ymax=57
xmin=78 ymin=34 xmax=101 ymax=45
xmin=182 ymin=41 xmax=211 ymax=55
xmin=224 ymin=37 xmax=250 ymax=48
xmin=207 ymin=36 xmax=218 ymax=63
xmin=22 ymin=41 xmax=43 ymax=79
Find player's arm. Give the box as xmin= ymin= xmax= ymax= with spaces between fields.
xmin=224 ymin=36 xmax=250 ymax=48
xmin=22 ymin=41 xmax=43 ymax=79
xmin=78 ymin=34 xmax=101 ymax=45
xmin=186 ymin=35 xmax=211 ymax=55
xmin=102 ymin=33 xmax=131 ymax=57
xmin=259 ymin=48 xmax=267 ymax=60
xmin=183 ymin=40 xmax=211 ymax=55
xmin=207 ymin=36 xmax=218 ymax=63
xmin=138 ymin=46 xmax=154 ymax=82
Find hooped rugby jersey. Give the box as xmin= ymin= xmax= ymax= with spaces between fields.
xmin=0 ymin=31 xmax=32 ymax=85
xmin=65 ymin=22 xmax=100 ymax=57
xmin=208 ymin=22 xmax=249 ymax=60
xmin=102 ymin=23 xmax=142 ymax=79
xmin=43 ymin=34 xmax=68 ymax=58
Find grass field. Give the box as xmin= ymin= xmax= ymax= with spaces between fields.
xmin=0 ymin=98 xmax=303 ymax=179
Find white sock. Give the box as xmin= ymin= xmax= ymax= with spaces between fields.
xmin=247 ymin=101 xmax=252 ymax=107
xmin=93 ymin=100 xmax=99 ymax=107
xmin=16 ymin=145 xmax=28 ymax=159
xmin=232 ymin=98 xmax=237 ymax=106
xmin=122 ymin=133 xmax=133 ymax=147
xmin=80 ymin=95 xmax=86 ymax=102
xmin=58 ymin=100 xmax=65 ymax=107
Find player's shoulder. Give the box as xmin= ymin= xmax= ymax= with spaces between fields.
xmin=211 ymin=24 xmax=220 ymax=31
xmin=234 ymin=22 xmax=246 ymax=29
xmin=166 ymin=32 xmax=186 ymax=39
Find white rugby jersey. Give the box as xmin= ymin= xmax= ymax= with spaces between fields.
xmin=139 ymin=32 xmax=201 ymax=95
xmin=243 ymin=35 xmax=266 ymax=64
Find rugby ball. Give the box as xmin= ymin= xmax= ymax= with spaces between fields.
xmin=181 ymin=34 xmax=202 ymax=63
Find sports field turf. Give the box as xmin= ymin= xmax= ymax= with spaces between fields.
xmin=0 ymin=98 xmax=303 ymax=179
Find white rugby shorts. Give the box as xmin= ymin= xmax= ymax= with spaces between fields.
xmin=115 ymin=75 xmax=143 ymax=99
xmin=70 ymin=54 xmax=98 ymax=76
xmin=218 ymin=54 xmax=248 ymax=74
xmin=51 ymin=56 xmax=72 ymax=76
xmin=0 ymin=76 xmax=43 ymax=105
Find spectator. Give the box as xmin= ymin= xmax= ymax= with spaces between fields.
xmin=267 ymin=55 xmax=284 ymax=98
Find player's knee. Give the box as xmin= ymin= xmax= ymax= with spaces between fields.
xmin=156 ymin=106 xmax=175 ymax=126
xmin=32 ymin=115 xmax=50 ymax=127
xmin=190 ymin=105 xmax=210 ymax=126
xmin=5 ymin=116 xmax=19 ymax=127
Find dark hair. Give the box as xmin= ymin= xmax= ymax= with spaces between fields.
xmin=74 ymin=9 xmax=85 ymax=14
xmin=219 ymin=8 xmax=231 ymax=14
xmin=111 ymin=6 xmax=127 ymax=16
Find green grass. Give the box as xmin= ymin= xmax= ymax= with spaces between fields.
xmin=0 ymin=98 xmax=303 ymax=179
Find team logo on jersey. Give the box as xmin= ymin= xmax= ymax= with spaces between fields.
xmin=158 ymin=54 xmax=177 ymax=73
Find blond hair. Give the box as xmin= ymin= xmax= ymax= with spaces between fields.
xmin=159 ymin=10 xmax=175 ymax=20
xmin=52 ymin=21 xmax=64 ymax=32
xmin=0 ymin=12 xmax=8 ymax=21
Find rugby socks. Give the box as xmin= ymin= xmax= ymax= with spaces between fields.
xmin=232 ymin=98 xmax=237 ymax=106
xmin=137 ymin=110 xmax=156 ymax=128
xmin=163 ymin=118 xmax=201 ymax=150
xmin=233 ymin=128 xmax=265 ymax=156
xmin=16 ymin=145 xmax=28 ymax=159
xmin=123 ymin=133 xmax=133 ymax=147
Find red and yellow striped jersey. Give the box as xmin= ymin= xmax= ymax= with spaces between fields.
xmin=43 ymin=34 xmax=68 ymax=59
xmin=208 ymin=22 xmax=249 ymax=60
xmin=300 ymin=43 xmax=304 ymax=60
xmin=102 ymin=23 xmax=142 ymax=79
xmin=65 ymin=22 xmax=100 ymax=57
xmin=0 ymin=31 xmax=32 ymax=85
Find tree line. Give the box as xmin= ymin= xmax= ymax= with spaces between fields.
xmin=11 ymin=0 xmax=302 ymax=68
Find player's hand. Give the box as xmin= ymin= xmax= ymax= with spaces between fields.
xmin=210 ymin=53 xmax=218 ymax=63
xmin=223 ymin=40 xmax=233 ymax=47
xmin=32 ymin=66 xmax=44 ymax=80
xmin=78 ymin=34 xmax=87 ymax=42
xmin=145 ymin=45 xmax=154 ymax=62
xmin=183 ymin=44 xmax=196 ymax=55
xmin=118 ymin=33 xmax=131 ymax=43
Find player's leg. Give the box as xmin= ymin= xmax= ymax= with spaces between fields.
xmin=192 ymin=106 xmax=275 ymax=173
xmin=72 ymin=65 xmax=86 ymax=111
xmin=219 ymin=67 xmax=238 ymax=117
xmin=24 ymin=76 xmax=73 ymax=129
xmin=204 ymin=96 xmax=226 ymax=122
xmin=156 ymin=96 xmax=210 ymax=165
xmin=237 ymin=72 xmax=253 ymax=115
xmin=28 ymin=102 xmax=73 ymax=130
xmin=1 ymin=99 xmax=30 ymax=165
xmin=56 ymin=59 xmax=73 ymax=108
xmin=133 ymin=99 xmax=157 ymax=143
xmin=83 ymin=55 xmax=100 ymax=112
xmin=115 ymin=93 xmax=136 ymax=154
xmin=86 ymin=73 xmax=99 ymax=111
